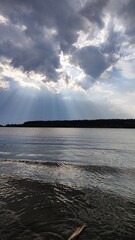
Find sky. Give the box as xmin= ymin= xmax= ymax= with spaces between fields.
xmin=0 ymin=0 xmax=135 ymax=124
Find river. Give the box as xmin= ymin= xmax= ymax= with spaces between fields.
xmin=0 ymin=127 xmax=135 ymax=239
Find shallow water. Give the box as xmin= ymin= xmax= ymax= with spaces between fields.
xmin=0 ymin=127 xmax=135 ymax=239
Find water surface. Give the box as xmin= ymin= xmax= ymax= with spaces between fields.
xmin=0 ymin=128 xmax=135 ymax=239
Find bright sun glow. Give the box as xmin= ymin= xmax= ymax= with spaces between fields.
xmin=0 ymin=15 xmax=9 ymax=24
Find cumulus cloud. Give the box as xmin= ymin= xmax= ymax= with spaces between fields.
xmin=0 ymin=0 xmax=85 ymax=81
xmin=117 ymin=0 xmax=135 ymax=41
xmin=72 ymin=46 xmax=109 ymax=78
xmin=0 ymin=0 xmax=135 ymax=93
xmin=80 ymin=0 xmax=108 ymax=28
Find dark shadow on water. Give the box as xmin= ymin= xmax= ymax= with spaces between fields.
xmin=0 ymin=176 xmax=135 ymax=240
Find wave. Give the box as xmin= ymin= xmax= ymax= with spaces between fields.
xmin=0 ymin=158 xmax=135 ymax=176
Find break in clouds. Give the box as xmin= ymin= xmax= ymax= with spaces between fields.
xmin=0 ymin=0 xmax=135 ymax=90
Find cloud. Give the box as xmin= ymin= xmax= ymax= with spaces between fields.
xmin=107 ymin=0 xmax=135 ymax=52
xmin=72 ymin=46 xmax=109 ymax=78
xmin=0 ymin=57 xmax=44 ymax=90
xmin=0 ymin=14 xmax=60 ymax=81
xmin=117 ymin=58 xmax=135 ymax=79
xmin=0 ymin=0 xmax=111 ymax=84
xmin=117 ymin=0 xmax=135 ymax=42
xmin=0 ymin=0 xmax=135 ymax=95
xmin=0 ymin=78 xmax=9 ymax=89
xmin=0 ymin=0 xmax=85 ymax=81
xmin=80 ymin=0 xmax=108 ymax=28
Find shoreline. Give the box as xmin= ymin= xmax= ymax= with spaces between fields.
xmin=1 ymin=119 xmax=135 ymax=128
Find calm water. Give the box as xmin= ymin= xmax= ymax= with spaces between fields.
xmin=0 ymin=127 xmax=135 ymax=239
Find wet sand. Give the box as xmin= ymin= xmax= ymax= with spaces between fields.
xmin=0 ymin=176 xmax=135 ymax=240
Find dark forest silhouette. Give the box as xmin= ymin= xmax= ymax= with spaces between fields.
xmin=2 ymin=119 xmax=135 ymax=128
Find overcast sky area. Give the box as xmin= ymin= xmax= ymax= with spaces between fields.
xmin=0 ymin=0 xmax=135 ymax=124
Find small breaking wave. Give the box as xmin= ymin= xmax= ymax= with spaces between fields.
xmin=0 ymin=158 xmax=135 ymax=175
xmin=0 ymin=158 xmax=135 ymax=201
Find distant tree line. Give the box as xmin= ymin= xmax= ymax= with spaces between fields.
xmin=2 ymin=119 xmax=135 ymax=128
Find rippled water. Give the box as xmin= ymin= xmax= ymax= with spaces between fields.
xmin=0 ymin=127 xmax=135 ymax=239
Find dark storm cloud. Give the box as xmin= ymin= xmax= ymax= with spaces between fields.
xmin=105 ymin=0 xmax=135 ymax=46
xmin=101 ymin=26 xmax=124 ymax=66
xmin=0 ymin=0 xmax=84 ymax=80
xmin=73 ymin=46 xmax=108 ymax=78
xmin=0 ymin=0 xmax=135 ymax=85
xmin=117 ymin=0 xmax=135 ymax=44
xmin=0 ymin=0 xmax=112 ymax=82
xmin=80 ymin=0 xmax=108 ymax=28
xmin=102 ymin=29 xmax=122 ymax=55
